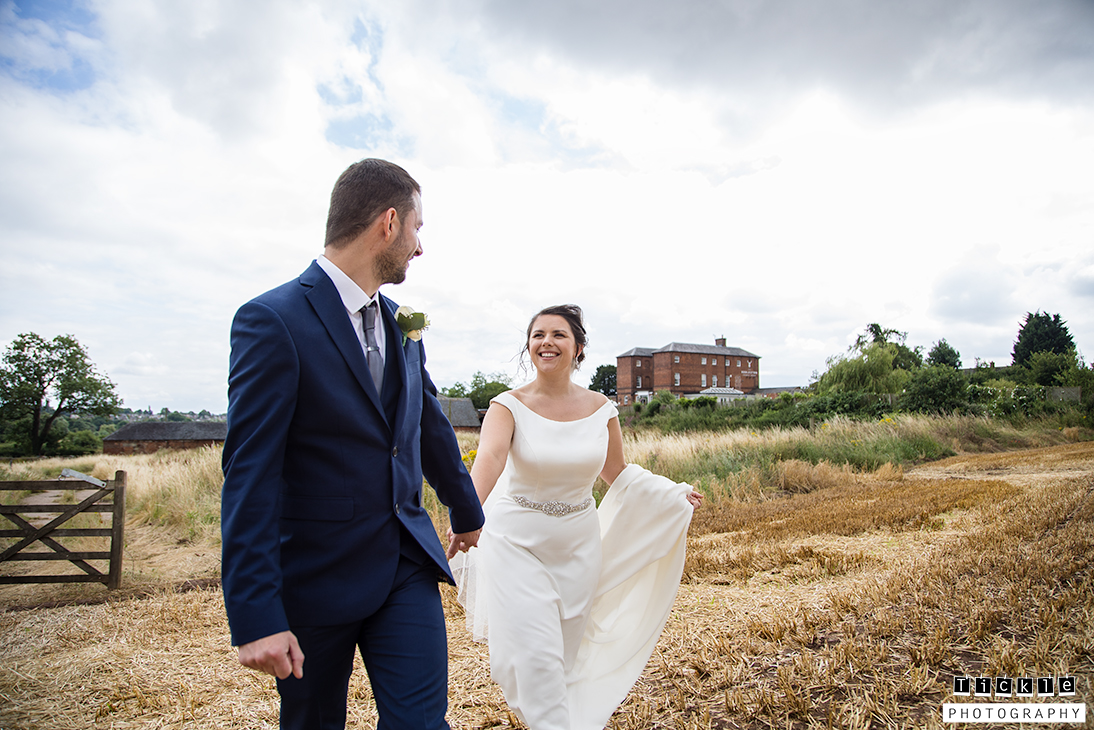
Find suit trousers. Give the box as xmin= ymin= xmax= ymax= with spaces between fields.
xmin=277 ymin=555 xmax=450 ymax=730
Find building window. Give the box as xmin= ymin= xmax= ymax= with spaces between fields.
xmin=636 ymin=376 xmax=642 ymax=388
xmin=674 ymin=355 xmax=680 ymax=363
xmin=713 ymin=375 xmax=718 ymax=387
xmin=637 ymin=359 xmax=641 ymax=367
xmin=674 ymin=373 xmax=680 ymax=386
xmin=701 ymin=356 xmax=707 ymax=365
xmin=701 ymin=374 xmax=707 ymax=387
xmin=737 ymin=359 xmax=741 ymax=367
xmin=712 ymin=358 xmax=717 ymax=365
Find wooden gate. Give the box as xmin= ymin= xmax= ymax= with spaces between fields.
xmin=0 ymin=469 xmax=126 ymax=589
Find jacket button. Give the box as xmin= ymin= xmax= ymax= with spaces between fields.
xmin=392 ymin=446 xmax=399 ymax=457
xmin=394 ymin=503 xmax=400 ymax=514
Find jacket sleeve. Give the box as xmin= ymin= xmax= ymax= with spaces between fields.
xmin=221 ymin=300 xmax=298 ymax=646
xmin=416 ymin=341 xmax=485 ymax=535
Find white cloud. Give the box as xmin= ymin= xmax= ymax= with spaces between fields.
xmin=1 ymin=0 xmax=1092 ymax=410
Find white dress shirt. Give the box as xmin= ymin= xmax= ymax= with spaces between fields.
xmin=315 ymin=255 xmax=385 ymax=364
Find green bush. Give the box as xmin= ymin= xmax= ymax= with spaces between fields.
xmin=54 ymin=429 xmax=103 ymax=456
xmin=1027 ymin=351 xmax=1074 ymax=387
xmin=902 ymin=366 xmax=968 ymax=414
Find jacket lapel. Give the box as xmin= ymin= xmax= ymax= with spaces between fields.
xmin=301 ymin=262 xmax=388 ymax=427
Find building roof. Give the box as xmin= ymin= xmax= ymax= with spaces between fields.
xmin=104 ymin=421 xmax=228 ymax=441
xmin=618 ymin=343 xmax=761 ymax=358
xmin=658 ymin=342 xmax=761 ymax=358
xmin=436 ymin=396 xmax=481 ymax=428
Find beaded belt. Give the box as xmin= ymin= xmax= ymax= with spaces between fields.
xmin=511 ymin=494 xmax=594 ymax=517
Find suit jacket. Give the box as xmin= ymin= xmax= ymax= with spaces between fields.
xmin=221 ymin=261 xmax=484 ymax=647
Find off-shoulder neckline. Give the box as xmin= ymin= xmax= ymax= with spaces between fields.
xmin=493 ymin=391 xmax=616 ymax=423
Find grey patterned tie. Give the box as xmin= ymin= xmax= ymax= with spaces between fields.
xmin=362 ymin=302 xmax=383 ymax=393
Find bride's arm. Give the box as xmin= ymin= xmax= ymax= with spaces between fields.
xmin=469 ymin=403 xmax=514 ymax=505
xmin=599 ymin=416 xmax=703 ymax=509
xmin=599 ymin=416 xmax=626 ymax=486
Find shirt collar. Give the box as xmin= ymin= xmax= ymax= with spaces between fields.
xmin=316 ymin=255 xmax=378 ymax=313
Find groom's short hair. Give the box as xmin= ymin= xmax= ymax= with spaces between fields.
xmin=325 ymin=159 xmax=421 ymax=249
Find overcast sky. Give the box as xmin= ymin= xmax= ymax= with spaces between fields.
xmin=2 ymin=0 xmax=1093 ymax=413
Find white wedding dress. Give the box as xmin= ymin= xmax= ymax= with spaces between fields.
xmin=452 ymin=391 xmax=695 ymax=730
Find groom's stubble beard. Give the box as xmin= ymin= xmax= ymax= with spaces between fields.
xmin=375 ymin=230 xmax=411 ymax=286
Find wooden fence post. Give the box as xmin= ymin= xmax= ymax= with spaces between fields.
xmin=108 ymin=470 xmax=126 ymax=590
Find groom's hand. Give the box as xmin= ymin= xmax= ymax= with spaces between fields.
xmin=237 ymin=630 xmax=305 ymax=680
xmin=446 ymin=528 xmax=482 ymax=560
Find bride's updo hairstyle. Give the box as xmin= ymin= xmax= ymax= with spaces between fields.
xmin=522 ymin=304 xmax=588 ymax=371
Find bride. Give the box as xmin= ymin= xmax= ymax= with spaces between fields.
xmin=450 ymin=304 xmax=701 ymax=729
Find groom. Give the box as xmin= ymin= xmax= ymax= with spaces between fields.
xmin=221 ymin=158 xmax=484 ymax=729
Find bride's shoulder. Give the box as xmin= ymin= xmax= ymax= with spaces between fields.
xmin=578 ymin=387 xmax=614 ymax=410
xmin=490 ymin=389 xmax=519 ymax=407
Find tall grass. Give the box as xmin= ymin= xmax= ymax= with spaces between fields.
xmin=1 ymin=447 xmax=225 ymax=544
xmin=613 ymin=413 xmax=1091 ymax=498
xmin=2 ymin=413 xmax=1086 ymax=549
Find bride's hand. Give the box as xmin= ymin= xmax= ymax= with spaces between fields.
xmin=686 ymin=491 xmax=703 ymax=509
xmin=446 ymin=528 xmax=482 ymax=560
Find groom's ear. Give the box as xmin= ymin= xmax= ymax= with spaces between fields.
xmin=376 ymin=206 xmax=399 ymax=241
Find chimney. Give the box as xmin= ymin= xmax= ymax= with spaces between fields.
xmin=715 ymin=336 xmax=726 ymax=347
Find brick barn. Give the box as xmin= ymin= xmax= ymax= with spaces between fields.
xmin=103 ymin=421 xmax=228 ymax=455
xmin=617 ymin=338 xmax=760 ymax=405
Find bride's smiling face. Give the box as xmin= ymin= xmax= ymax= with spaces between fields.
xmin=528 ymin=315 xmax=581 ymax=373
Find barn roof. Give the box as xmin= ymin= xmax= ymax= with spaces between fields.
xmin=436 ymin=397 xmax=481 ymax=428
xmin=104 ymin=421 xmax=228 ymax=441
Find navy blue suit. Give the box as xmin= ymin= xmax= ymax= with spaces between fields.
xmin=221 ymin=261 xmax=484 ymax=728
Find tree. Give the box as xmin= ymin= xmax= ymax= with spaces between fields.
xmin=57 ymin=429 xmax=103 ymax=456
xmin=851 ymin=323 xmax=922 ymax=371
xmin=467 ymin=371 xmax=512 ymax=410
xmin=814 ymin=342 xmax=909 ymax=395
xmin=0 ymin=333 xmax=121 ymax=455
xmin=927 ymin=339 xmax=962 ymax=369
xmin=440 ymin=382 xmax=470 ymax=398
xmin=443 ymin=371 xmax=512 ymax=409
xmin=1026 ymin=350 xmax=1074 ymax=387
xmin=902 ymin=366 xmax=968 ymax=414
xmin=1056 ymin=352 xmax=1094 ymax=414
xmin=588 ymin=365 xmax=617 ymax=397
xmin=853 ymin=323 xmax=907 ymax=350
xmin=1012 ymin=311 xmax=1074 ymax=367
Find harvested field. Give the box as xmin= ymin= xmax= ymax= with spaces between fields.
xmin=2 ymin=442 xmax=1093 ymax=729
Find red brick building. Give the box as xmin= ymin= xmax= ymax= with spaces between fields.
xmin=617 ymin=338 xmax=760 ymax=405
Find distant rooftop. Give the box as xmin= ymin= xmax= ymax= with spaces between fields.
xmin=698 ymin=386 xmax=746 ymax=396
xmin=436 ymin=396 xmax=481 ymax=428
xmin=104 ymin=421 xmax=228 ymax=441
xmin=619 ymin=343 xmax=760 ymax=358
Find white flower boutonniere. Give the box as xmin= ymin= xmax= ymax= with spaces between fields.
xmin=395 ymin=306 xmax=430 ymax=345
